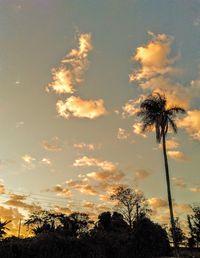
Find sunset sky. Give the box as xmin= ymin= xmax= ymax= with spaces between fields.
xmin=0 ymin=0 xmax=200 ymax=235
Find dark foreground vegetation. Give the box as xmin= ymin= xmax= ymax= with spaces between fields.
xmin=0 ymin=185 xmax=199 ymax=258
xmin=0 ymin=202 xmax=199 ymax=258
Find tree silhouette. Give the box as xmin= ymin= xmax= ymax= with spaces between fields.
xmin=0 ymin=220 xmax=10 ymax=238
xmin=110 ymin=186 xmax=150 ymax=228
xmin=137 ymin=92 xmax=185 ymax=256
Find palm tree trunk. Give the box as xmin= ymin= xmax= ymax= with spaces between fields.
xmin=162 ymin=132 xmax=179 ymax=257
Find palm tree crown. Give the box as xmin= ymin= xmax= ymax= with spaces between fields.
xmin=137 ymin=92 xmax=186 ymax=142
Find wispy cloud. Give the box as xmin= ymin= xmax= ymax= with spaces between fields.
xmin=172 ymin=177 xmax=187 ymax=188
xmin=42 ymin=137 xmax=63 ymax=152
xmin=56 ymin=96 xmax=107 ymax=119
xmin=167 ymin=150 xmax=187 ymax=161
xmin=47 ymin=33 xmax=92 ymax=94
xmin=117 ymin=128 xmax=129 ymax=140
xmin=73 ymin=156 xmax=116 ymax=171
xmin=178 ymin=110 xmax=200 ymax=140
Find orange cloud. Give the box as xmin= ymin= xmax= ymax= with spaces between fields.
xmin=42 ymin=138 xmax=62 ymax=152
xmin=47 ymin=185 xmax=72 ymax=198
xmin=167 ymin=151 xmax=187 ymax=161
xmin=56 ymin=96 xmax=107 ymax=119
xmin=87 ymin=169 xmax=125 ymax=182
xmin=73 ymin=156 xmax=116 ymax=171
xmin=162 ymin=138 xmax=179 ymax=150
xmin=73 ymin=142 xmax=95 ymax=150
xmin=4 ymin=194 xmax=41 ymax=213
xmin=117 ymin=128 xmax=129 ymax=140
xmin=178 ymin=110 xmax=200 ymax=140
xmin=148 ymin=198 xmax=168 ymax=208
xmin=47 ymin=33 xmax=92 ymax=94
xmin=172 ymin=177 xmax=187 ymax=188
xmin=0 ymin=181 xmax=6 ymax=194
xmin=132 ymin=122 xmax=147 ymax=138
xmin=134 ymin=169 xmax=151 ymax=183
xmin=122 ymin=95 xmax=145 ymax=117
xmin=130 ymin=32 xmax=177 ymax=81
xmin=21 ymin=154 xmax=35 ymax=164
xmin=189 ymin=186 xmax=200 ymax=193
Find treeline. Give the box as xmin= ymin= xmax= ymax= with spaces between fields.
xmin=0 ymin=186 xmax=199 ymax=258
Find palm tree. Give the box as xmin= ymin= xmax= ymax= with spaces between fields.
xmin=137 ymin=92 xmax=186 ymax=257
xmin=0 ymin=220 xmax=10 ymax=238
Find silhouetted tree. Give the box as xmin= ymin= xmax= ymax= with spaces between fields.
xmin=169 ymin=217 xmax=185 ymax=248
xmin=137 ymin=92 xmax=185 ymax=256
xmin=0 ymin=220 xmax=10 ymax=238
xmin=187 ymin=205 xmax=200 ymax=248
xmin=110 ymin=186 xmax=150 ymax=228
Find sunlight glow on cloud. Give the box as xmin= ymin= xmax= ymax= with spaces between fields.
xmin=167 ymin=151 xmax=187 ymax=161
xmin=47 ymin=33 xmax=92 ymax=94
xmin=132 ymin=122 xmax=147 ymax=138
xmin=178 ymin=110 xmax=200 ymax=140
xmin=21 ymin=154 xmax=36 ymax=164
xmin=117 ymin=128 xmax=129 ymax=140
xmin=172 ymin=177 xmax=187 ymax=188
xmin=56 ymin=96 xmax=107 ymax=119
xmin=73 ymin=156 xmax=116 ymax=171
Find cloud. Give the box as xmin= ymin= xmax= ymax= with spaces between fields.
xmin=134 ymin=169 xmax=151 ymax=183
xmin=21 ymin=154 xmax=35 ymax=164
xmin=148 ymin=198 xmax=168 ymax=208
xmin=73 ymin=143 xmax=95 ymax=150
xmin=4 ymin=194 xmax=41 ymax=213
xmin=132 ymin=122 xmax=147 ymax=138
xmin=130 ymin=32 xmax=178 ymax=81
xmin=161 ymin=138 xmax=179 ymax=150
xmin=0 ymin=180 xmax=6 ymax=194
xmin=65 ymin=179 xmax=99 ymax=196
xmin=42 ymin=138 xmax=62 ymax=152
xmin=47 ymin=184 xmax=72 ymax=198
xmin=172 ymin=177 xmax=187 ymax=188
xmin=41 ymin=158 xmax=51 ymax=165
xmin=122 ymin=95 xmax=145 ymax=117
xmin=56 ymin=96 xmax=107 ymax=119
xmin=167 ymin=151 xmax=187 ymax=161
xmin=87 ymin=169 xmax=125 ymax=182
xmin=73 ymin=156 xmax=116 ymax=171
xmin=178 ymin=110 xmax=200 ymax=140
xmin=189 ymin=186 xmax=200 ymax=193
xmin=117 ymin=128 xmax=129 ymax=140
xmin=47 ymin=33 xmax=92 ymax=94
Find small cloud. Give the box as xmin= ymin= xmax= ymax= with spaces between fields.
xmin=0 ymin=180 xmax=6 ymax=194
xmin=73 ymin=142 xmax=95 ymax=150
xmin=172 ymin=177 xmax=187 ymax=188
xmin=132 ymin=122 xmax=147 ymax=138
xmin=122 ymin=95 xmax=145 ymax=117
xmin=41 ymin=158 xmax=51 ymax=166
xmin=47 ymin=33 xmax=93 ymax=94
xmin=167 ymin=151 xmax=187 ymax=161
xmin=189 ymin=186 xmax=200 ymax=193
xmin=21 ymin=154 xmax=36 ymax=164
xmin=42 ymin=138 xmax=62 ymax=152
xmin=117 ymin=128 xmax=129 ymax=140
xmin=73 ymin=156 xmax=116 ymax=171
xmin=160 ymin=138 xmax=179 ymax=150
xmin=56 ymin=96 xmax=107 ymax=119
xmin=16 ymin=121 xmax=24 ymax=128
xmin=148 ymin=198 xmax=168 ymax=208
xmin=47 ymin=184 xmax=72 ymax=198
xmin=178 ymin=110 xmax=200 ymax=140
xmin=134 ymin=169 xmax=151 ymax=183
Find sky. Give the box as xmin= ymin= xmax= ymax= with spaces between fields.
xmin=0 ymin=0 xmax=200 ymax=235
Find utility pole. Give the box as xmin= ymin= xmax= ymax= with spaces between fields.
xmin=18 ymin=218 xmax=22 ymax=238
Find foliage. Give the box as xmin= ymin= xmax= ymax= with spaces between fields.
xmin=110 ymin=186 xmax=150 ymax=228
xmin=187 ymin=205 xmax=200 ymax=248
xmin=0 ymin=220 xmax=10 ymax=238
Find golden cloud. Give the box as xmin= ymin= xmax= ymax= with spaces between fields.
xmin=130 ymin=32 xmax=177 ymax=81
xmin=117 ymin=128 xmax=129 ymax=140
xmin=172 ymin=177 xmax=187 ymax=188
xmin=21 ymin=154 xmax=35 ymax=164
xmin=56 ymin=96 xmax=107 ymax=119
xmin=47 ymin=184 xmax=72 ymax=198
xmin=4 ymin=194 xmax=41 ymax=213
xmin=47 ymin=33 xmax=92 ymax=94
xmin=134 ymin=169 xmax=151 ymax=182
xmin=178 ymin=110 xmax=200 ymax=140
xmin=148 ymin=198 xmax=168 ymax=208
xmin=73 ymin=156 xmax=116 ymax=171
xmin=87 ymin=169 xmax=125 ymax=182
xmin=73 ymin=142 xmax=95 ymax=150
xmin=167 ymin=150 xmax=187 ymax=161
xmin=42 ymin=138 xmax=62 ymax=152
xmin=189 ymin=186 xmax=200 ymax=193
xmin=132 ymin=122 xmax=147 ymax=138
